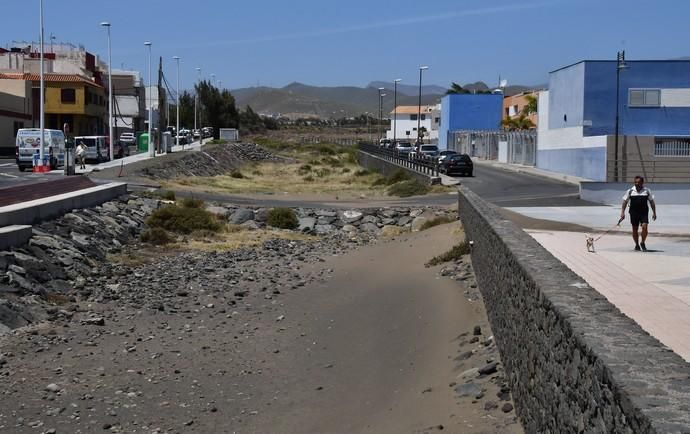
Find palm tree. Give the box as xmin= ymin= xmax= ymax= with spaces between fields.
xmin=445 ymin=82 xmax=470 ymax=95
xmin=522 ymin=94 xmax=537 ymax=115
xmin=501 ymin=113 xmax=535 ymax=131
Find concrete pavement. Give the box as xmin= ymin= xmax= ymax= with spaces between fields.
xmin=506 ymin=203 xmax=690 ymax=362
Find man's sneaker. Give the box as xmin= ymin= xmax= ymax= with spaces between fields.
xmin=634 ymin=244 xmax=641 ymax=251
xmin=641 ymin=243 xmax=647 ymax=252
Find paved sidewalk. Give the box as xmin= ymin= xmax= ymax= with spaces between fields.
xmin=528 ymin=229 xmax=690 ymax=362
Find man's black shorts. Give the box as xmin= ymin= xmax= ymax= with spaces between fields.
xmin=630 ymin=212 xmax=649 ymax=226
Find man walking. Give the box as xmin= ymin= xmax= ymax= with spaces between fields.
xmin=76 ymin=141 xmax=87 ymax=170
xmin=621 ymin=176 xmax=657 ymax=251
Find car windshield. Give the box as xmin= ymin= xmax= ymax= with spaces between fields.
xmin=449 ymin=155 xmax=471 ymax=162
xmin=398 ymin=142 xmax=412 ymax=147
xmin=421 ymin=145 xmax=438 ymax=151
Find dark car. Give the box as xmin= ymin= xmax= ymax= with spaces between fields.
xmin=438 ymin=150 xmax=458 ymax=164
xmin=440 ymin=154 xmax=473 ymax=176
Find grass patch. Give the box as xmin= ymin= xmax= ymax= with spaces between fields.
xmin=387 ymin=169 xmax=411 ymax=185
xmin=419 ymin=214 xmax=457 ymax=231
xmin=354 ymin=169 xmax=370 ymax=177
xmin=147 ymin=201 xmax=222 ymax=234
xmin=267 ymin=208 xmax=299 ymax=229
xmin=341 ymin=167 xmax=351 ymax=173
xmin=387 ymin=180 xmax=430 ymax=197
xmin=184 ymin=228 xmax=315 ymax=252
xmin=426 ymin=241 xmax=470 ymax=267
xmin=161 ymin=190 xmax=176 ymax=201
xmin=141 ymin=227 xmax=175 ymax=245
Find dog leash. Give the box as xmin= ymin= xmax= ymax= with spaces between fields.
xmin=594 ymin=216 xmax=625 ymax=241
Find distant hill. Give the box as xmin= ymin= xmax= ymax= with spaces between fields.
xmin=231 ymin=81 xmax=543 ymax=118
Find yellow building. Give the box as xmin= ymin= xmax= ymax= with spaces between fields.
xmin=0 ymin=72 xmax=106 ymax=136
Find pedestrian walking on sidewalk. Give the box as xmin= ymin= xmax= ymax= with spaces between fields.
xmin=76 ymin=141 xmax=87 ymax=169
xmin=620 ymin=176 xmax=657 ymax=251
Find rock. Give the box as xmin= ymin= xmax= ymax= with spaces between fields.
xmin=359 ymin=223 xmax=379 ymax=233
xmin=380 ymin=225 xmax=406 ymax=238
xmin=410 ymin=216 xmax=429 ymax=232
xmin=454 ymin=382 xmax=482 ymax=397
xmin=340 ymin=210 xmax=363 ymax=224
xmin=298 ymin=217 xmax=316 ymax=232
xmin=83 ymin=317 xmax=105 ymax=326
xmin=484 ymin=401 xmax=498 ymax=411
xmin=473 ymin=325 xmax=482 ymax=335
xmin=8 ymin=264 xmax=26 ymax=275
xmin=341 ymin=224 xmax=358 ymax=233
xmin=206 ymin=206 xmax=231 ymax=218
xmin=478 ymin=362 xmax=498 ymax=376
xmin=361 ymin=215 xmax=378 ymax=224
xmin=7 ymin=271 xmax=32 ymax=291
xmin=45 ymin=383 xmax=61 ymax=393
xmin=314 ymin=224 xmax=335 ymax=235
xmin=230 ymin=208 xmax=255 ymax=225
xmin=501 ymin=403 xmax=514 ymax=413
xmin=254 ymin=208 xmax=269 ymax=222
xmin=457 ymin=367 xmax=479 ymax=379
xmin=397 ymin=216 xmax=412 ymax=226
xmin=315 ymin=209 xmax=337 ymax=217
xmin=240 ymin=220 xmax=261 ymax=230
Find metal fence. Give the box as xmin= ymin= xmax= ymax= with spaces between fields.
xmin=654 ymin=137 xmax=690 ymax=157
xmin=448 ymin=130 xmax=537 ymax=165
xmin=358 ymin=143 xmax=440 ymax=177
xmin=607 ymin=159 xmax=690 ymax=182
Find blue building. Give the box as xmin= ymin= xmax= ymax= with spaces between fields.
xmin=439 ymin=93 xmax=503 ymax=149
xmin=538 ymin=60 xmax=690 ymax=181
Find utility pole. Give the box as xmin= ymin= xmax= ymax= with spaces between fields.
xmin=157 ymin=56 xmax=165 ymax=154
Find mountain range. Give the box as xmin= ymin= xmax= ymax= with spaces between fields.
xmin=231 ymin=81 xmax=543 ymax=119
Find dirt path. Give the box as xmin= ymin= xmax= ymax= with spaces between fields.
xmin=0 ymin=224 xmax=520 ymax=433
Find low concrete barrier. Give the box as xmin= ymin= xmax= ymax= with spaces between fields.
xmin=0 ymin=225 xmax=32 ymax=250
xmin=581 ymin=181 xmax=690 ymax=205
xmin=457 ymin=185 xmax=690 ymax=433
xmin=357 ymin=151 xmax=441 ymax=185
xmin=0 ymin=182 xmax=127 ymax=227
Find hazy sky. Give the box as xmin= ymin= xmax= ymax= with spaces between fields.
xmin=4 ymin=0 xmax=689 ymax=90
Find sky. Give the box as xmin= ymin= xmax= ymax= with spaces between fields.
xmin=3 ymin=0 xmax=690 ymax=91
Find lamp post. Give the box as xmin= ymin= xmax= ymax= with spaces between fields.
xmin=195 ymin=67 xmax=201 ymax=134
xmin=377 ymin=87 xmax=384 ymax=143
xmin=417 ymin=65 xmax=429 ymax=146
xmin=101 ymin=22 xmax=114 ymax=162
xmin=613 ymin=51 xmax=627 ymax=182
xmin=144 ymin=41 xmax=152 ymax=157
xmin=173 ymin=56 xmax=180 ymax=149
xmin=393 ymin=78 xmax=401 ymax=146
xmin=39 ymin=0 xmax=45 ymax=168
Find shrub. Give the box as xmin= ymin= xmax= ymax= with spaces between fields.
xmin=180 ymin=197 xmax=204 ymax=209
xmin=230 ymin=170 xmax=244 ymax=179
xmin=267 ymin=208 xmax=299 ymax=229
xmin=371 ymin=175 xmax=388 ymax=186
xmin=303 ymin=175 xmax=314 ymax=182
xmin=307 ymin=159 xmax=321 ymax=166
xmin=354 ymin=169 xmax=370 ymax=177
xmin=315 ymin=168 xmax=332 ymax=178
xmin=298 ymin=164 xmax=312 ymax=174
xmin=146 ymin=204 xmax=222 ymax=234
xmin=426 ymin=241 xmax=470 ymax=266
xmin=342 ymin=150 xmax=358 ymax=165
xmin=419 ymin=214 xmax=457 ymax=231
xmin=387 ymin=169 xmax=410 ymax=185
xmin=341 ymin=167 xmax=351 ymax=173
xmin=387 ymin=180 xmax=430 ymax=197
xmin=321 ymin=156 xmax=342 ymax=167
xmin=315 ymin=144 xmax=337 ymax=155
xmin=141 ymin=227 xmax=175 ymax=245
xmin=160 ymin=190 xmax=176 ymax=201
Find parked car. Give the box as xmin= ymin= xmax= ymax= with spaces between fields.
xmin=438 ymin=150 xmax=458 ymax=164
xmin=119 ymin=132 xmax=136 ymax=146
xmin=379 ymin=138 xmax=391 ymax=148
xmin=395 ymin=141 xmax=414 ymax=155
xmin=115 ymin=141 xmax=131 ymax=159
xmin=178 ymin=129 xmax=192 ymax=145
xmin=74 ymin=136 xmax=110 ymax=163
xmin=202 ymin=127 xmax=213 ymax=138
xmin=410 ymin=144 xmax=439 ymax=159
xmin=192 ymin=129 xmax=201 ymax=139
xmin=440 ymin=153 xmax=473 ymax=176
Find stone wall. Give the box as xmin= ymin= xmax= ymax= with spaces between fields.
xmin=457 ymin=185 xmax=690 ymax=433
xmin=357 ymin=151 xmax=439 ymax=185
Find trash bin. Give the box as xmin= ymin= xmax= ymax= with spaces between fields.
xmin=138 ymin=133 xmax=149 ymax=152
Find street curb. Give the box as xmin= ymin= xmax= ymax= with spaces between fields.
xmin=473 ymin=160 xmax=586 ymax=187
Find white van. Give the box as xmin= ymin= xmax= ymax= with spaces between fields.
xmin=15 ymin=128 xmax=66 ymax=172
xmin=74 ymin=136 xmax=110 ymax=163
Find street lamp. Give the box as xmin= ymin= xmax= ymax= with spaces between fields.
xmin=39 ymin=0 xmax=45 ymax=169
xmin=100 ymin=22 xmax=114 ymax=162
xmin=195 ymin=67 xmax=201 ymax=134
xmin=614 ymin=51 xmax=627 ymax=182
xmin=417 ymin=65 xmax=429 ymax=146
xmin=377 ymin=87 xmax=385 ymax=143
xmin=144 ymin=41 xmax=152 ymax=157
xmin=173 ymin=56 xmax=180 ymax=149
xmin=393 ymin=78 xmax=401 ymax=146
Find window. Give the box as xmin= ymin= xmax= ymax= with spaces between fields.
xmin=435 ymin=117 xmax=440 ymax=125
xmin=421 ymin=114 xmax=426 ymax=121
xmin=629 ymin=89 xmax=661 ymax=107
xmin=13 ymin=121 xmax=24 ymax=136
xmin=410 ymin=114 xmax=417 ymax=121
xmin=654 ymin=137 xmax=690 ymax=157
xmin=61 ymin=88 xmax=76 ymax=103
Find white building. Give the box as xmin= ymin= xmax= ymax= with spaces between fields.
xmin=386 ymin=104 xmax=440 ymax=143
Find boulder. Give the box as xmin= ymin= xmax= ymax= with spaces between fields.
xmin=314 ymin=224 xmax=335 ymax=234
xmin=230 ymin=208 xmax=255 ymax=225
xmin=411 ymin=216 xmax=429 ymax=232
xmin=241 ymin=220 xmax=261 ymax=231
xmin=340 ymin=210 xmax=363 ymax=224
xmin=341 ymin=224 xmax=358 ymax=233
xmin=206 ymin=206 xmax=231 ymax=218
xmin=359 ymin=223 xmax=379 ymax=233
xmin=254 ymin=208 xmax=269 ymax=223
xmin=298 ymin=217 xmax=316 ymax=232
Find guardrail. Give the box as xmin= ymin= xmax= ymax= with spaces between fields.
xmin=358 ymin=143 xmax=440 ymax=177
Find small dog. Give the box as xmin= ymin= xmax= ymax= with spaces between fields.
xmin=585 ymin=234 xmax=595 ymax=253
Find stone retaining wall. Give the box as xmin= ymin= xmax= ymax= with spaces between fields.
xmin=457 ymin=185 xmax=690 ymax=433
xmin=357 ymin=151 xmax=439 ymax=185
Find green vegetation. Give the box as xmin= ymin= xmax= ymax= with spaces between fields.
xmin=354 ymin=169 xmax=370 ymax=177
xmin=146 ymin=199 xmax=222 ymax=235
xmin=230 ymin=170 xmax=245 ymax=179
xmin=426 ymin=241 xmax=470 ymax=266
xmin=161 ymin=190 xmax=176 ymax=201
xmin=267 ymin=208 xmax=299 ymax=229
xmin=387 ymin=180 xmax=430 ymax=197
xmin=140 ymin=227 xmax=175 ymax=245
xmin=419 ymin=214 xmax=457 ymax=231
